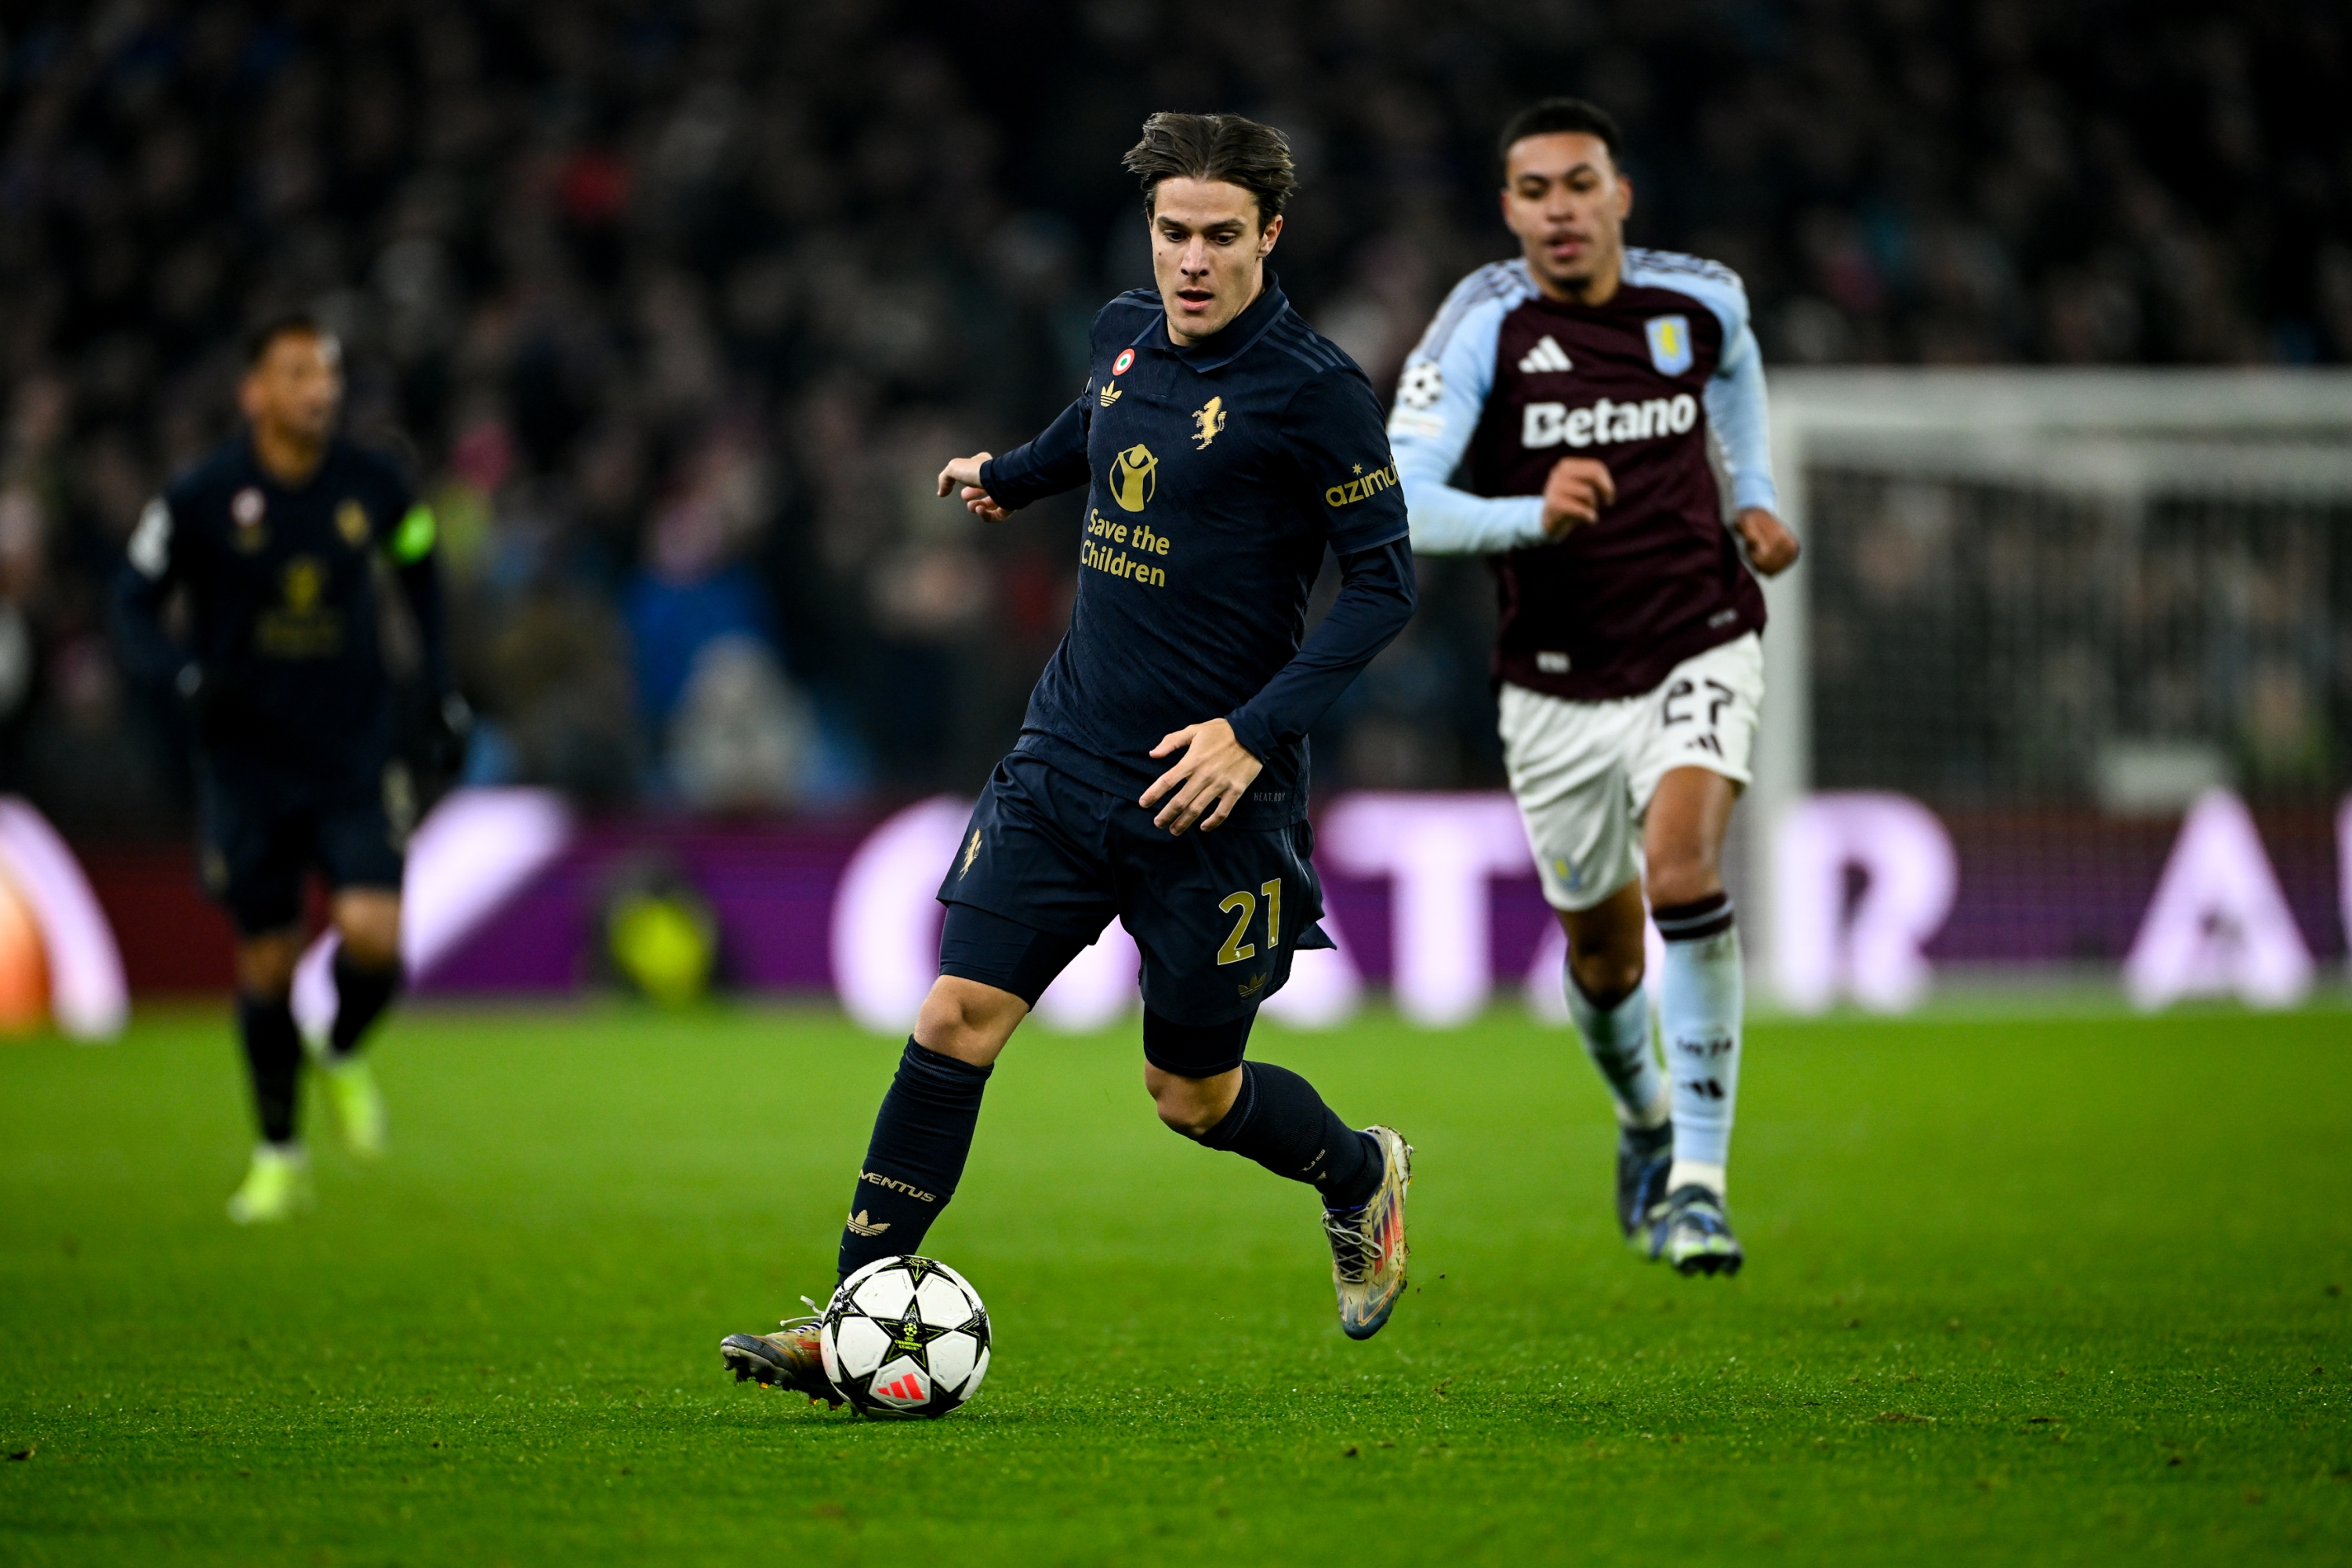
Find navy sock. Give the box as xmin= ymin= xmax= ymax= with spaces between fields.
xmin=1191 ymin=1061 xmax=1381 ymax=1210
xmin=328 ymin=949 xmax=401 ymax=1061
xmin=237 ymin=993 xmax=303 ymax=1145
xmin=838 ymin=1038 xmax=993 ymax=1282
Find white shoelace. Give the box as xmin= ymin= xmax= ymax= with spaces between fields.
xmin=1322 ymin=1207 xmax=1376 ymax=1283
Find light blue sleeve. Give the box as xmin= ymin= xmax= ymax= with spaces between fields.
xmin=1631 ymin=253 xmax=1780 ymax=517
xmin=1705 ymin=316 xmax=1779 ymax=515
xmin=1387 ymin=291 xmax=1547 ymax=556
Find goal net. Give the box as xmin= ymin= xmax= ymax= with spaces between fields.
xmin=1750 ymin=370 xmax=2352 ymax=1008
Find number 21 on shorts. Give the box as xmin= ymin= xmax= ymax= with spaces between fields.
xmin=1216 ymin=879 xmax=1283 ymax=965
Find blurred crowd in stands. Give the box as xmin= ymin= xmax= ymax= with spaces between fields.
xmin=0 ymin=0 xmax=2346 ymax=837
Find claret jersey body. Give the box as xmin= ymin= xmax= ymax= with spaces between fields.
xmin=1388 ymin=250 xmax=1777 ymax=701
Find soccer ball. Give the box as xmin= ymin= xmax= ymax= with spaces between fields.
xmin=818 ymin=1256 xmax=991 ymax=1419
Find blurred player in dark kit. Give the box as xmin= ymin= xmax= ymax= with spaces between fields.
xmin=724 ymin=114 xmax=1418 ymax=1404
xmin=115 ymin=316 xmax=465 ymax=1223
xmin=1393 ymin=100 xmax=1800 ymax=1274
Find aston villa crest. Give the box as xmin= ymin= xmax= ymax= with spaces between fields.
xmin=1645 ymin=315 xmax=1693 ymax=376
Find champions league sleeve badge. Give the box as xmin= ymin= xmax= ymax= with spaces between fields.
xmin=1396 ymin=361 xmax=1443 ymax=409
xmin=1645 ymin=314 xmax=1694 ymax=376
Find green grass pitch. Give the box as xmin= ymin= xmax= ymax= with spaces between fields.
xmin=2 ymin=999 xmax=2347 ymax=1565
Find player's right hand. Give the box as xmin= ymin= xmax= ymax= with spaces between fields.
xmin=1541 ymin=456 xmax=1617 ymax=537
xmin=936 ymin=452 xmax=1010 ymax=523
xmin=1141 ymin=718 xmax=1263 ymax=836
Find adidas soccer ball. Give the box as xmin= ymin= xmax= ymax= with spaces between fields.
xmin=818 ymin=1255 xmax=991 ymax=1419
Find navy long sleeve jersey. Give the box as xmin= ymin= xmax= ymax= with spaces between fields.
xmin=982 ymin=278 xmax=1415 ymax=830
xmin=113 ymin=435 xmax=448 ymax=779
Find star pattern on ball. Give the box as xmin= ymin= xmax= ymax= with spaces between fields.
xmin=883 ymin=1311 xmax=953 ymax=1367
xmin=819 ymin=1256 xmax=993 ymax=1417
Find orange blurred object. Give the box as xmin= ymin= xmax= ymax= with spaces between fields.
xmin=0 ymin=866 xmax=49 ymax=1034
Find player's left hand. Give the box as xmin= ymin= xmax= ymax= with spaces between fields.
xmin=936 ymin=452 xmax=1011 ymax=523
xmin=1142 ymin=718 xmax=1264 ymax=835
xmin=1733 ymin=507 xmax=1800 ymax=575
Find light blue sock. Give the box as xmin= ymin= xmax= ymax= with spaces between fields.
xmin=1564 ymin=975 xmax=1666 ymax=1128
xmin=1656 ymin=895 xmax=1743 ymax=1185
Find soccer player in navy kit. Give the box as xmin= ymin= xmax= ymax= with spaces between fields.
xmin=1393 ymin=100 xmax=1800 ymax=1274
xmin=724 ymin=114 xmax=1418 ymax=1401
xmin=115 ymin=316 xmax=463 ymax=1223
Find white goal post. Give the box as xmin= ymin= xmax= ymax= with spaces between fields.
xmin=1749 ymin=368 xmax=2352 ymax=1003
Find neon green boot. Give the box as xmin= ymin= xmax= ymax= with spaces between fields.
xmin=319 ymin=1055 xmax=388 ymax=1160
xmin=226 ymin=1145 xmax=314 ymax=1225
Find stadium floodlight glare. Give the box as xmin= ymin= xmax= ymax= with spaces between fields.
xmin=2124 ymin=788 xmax=2314 ymax=1011
xmin=1770 ymin=792 xmax=1958 ymax=1014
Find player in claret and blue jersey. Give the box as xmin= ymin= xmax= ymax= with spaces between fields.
xmin=114 ymin=315 xmax=464 ymax=1224
xmin=723 ymin=114 xmax=1418 ymax=1402
xmin=1392 ymin=100 xmax=1801 ymax=1276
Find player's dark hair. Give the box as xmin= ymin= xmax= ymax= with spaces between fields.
xmin=243 ymin=310 xmax=329 ymax=368
xmin=1123 ymin=112 xmax=1297 ymax=227
xmin=1497 ymin=97 xmax=1625 ymax=176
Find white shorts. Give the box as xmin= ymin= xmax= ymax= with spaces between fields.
xmin=1498 ymin=633 xmax=1765 ymax=913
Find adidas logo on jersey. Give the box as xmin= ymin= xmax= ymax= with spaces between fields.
xmin=1517 ymin=335 xmax=1573 ymax=374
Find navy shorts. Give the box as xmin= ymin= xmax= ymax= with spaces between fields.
xmin=197 ymin=758 xmax=412 ymax=935
xmin=937 ymin=753 xmax=1331 ymax=1029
